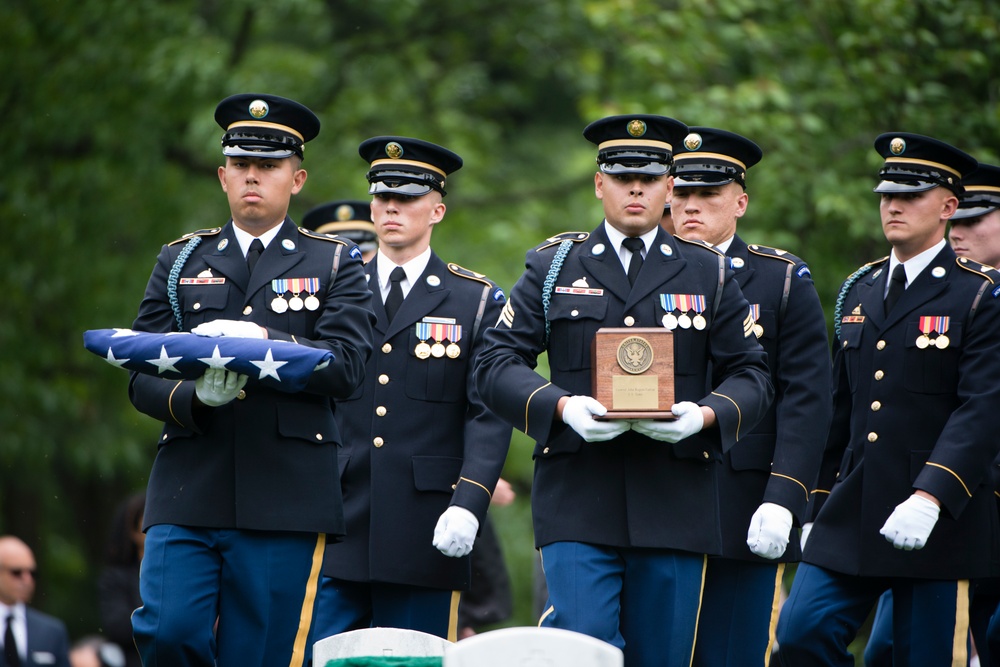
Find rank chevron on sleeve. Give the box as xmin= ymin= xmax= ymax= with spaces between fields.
xmin=82 ymin=328 xmax=332 ymax=392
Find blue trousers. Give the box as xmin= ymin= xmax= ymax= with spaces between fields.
xmin=693 ymin=558 xmax=784 ymax=667
xmin=312 ymin=576 xmax=458 ymax=646
xmin=776 ymin=563 xmax=970 ymax=666
xmin=132 ymin=525 xmax=325 ymax=667
xmin=538 ymin=541 xmax=706 ymax=667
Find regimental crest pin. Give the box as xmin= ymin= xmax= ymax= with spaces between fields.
xmin=249 ymin=99 xmax=269 ymax=119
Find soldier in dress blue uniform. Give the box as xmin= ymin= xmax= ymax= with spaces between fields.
xmin=303 ymin=200 xmax=379 ymax=263
xmin=775 ymin=133 xmax=1000 ymax=666
xmin=864 ymin=162 xmax=1000 ymax=667
xmin=668 ymin=128 xmax=831 ymax=666
xmin=312 ymin=137 xmax=512 ymax=644
xmin=128 ymin=93 xmax=375 ymax=667
xmin=473 ymin=114 xmax=774 ymax=667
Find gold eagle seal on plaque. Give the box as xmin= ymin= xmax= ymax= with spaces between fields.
xmin=617 ymin=336 xmax=654 ymax=374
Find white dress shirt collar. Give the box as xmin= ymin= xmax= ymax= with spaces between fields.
xmin=603 ymin=222 xmax=659 ymax=271
xmin=887 ymin=238 xmax=946 ymax=294
xmin=233 ymin=221 xmax=283 ymax=257
xmin=376 ymin=247 xmax=432 ymax=300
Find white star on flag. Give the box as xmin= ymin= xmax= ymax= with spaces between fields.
xmin=111 ymin=328 xmax=139 ymax=337
xmin=146 ymin=345 xmax=182 ymax=375
xmin=250 ymin=348 xmax=287 ymax=381
xmin=198 ymin=345 xmax=236 ymax=370
xmin=104 ymin=348 xmax=129 ymax=368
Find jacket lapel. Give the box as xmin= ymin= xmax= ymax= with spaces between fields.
xmin=246 ymin=218 xmax=306 ymax=299
xmin=383 ymin=251 xmax=450 ymax=340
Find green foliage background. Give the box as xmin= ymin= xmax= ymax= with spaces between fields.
xmin=3 ymin=0 xmax=999 ymax=658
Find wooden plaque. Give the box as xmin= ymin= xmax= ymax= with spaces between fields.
xmin=591 ymin=328 xmax=675 ymax=420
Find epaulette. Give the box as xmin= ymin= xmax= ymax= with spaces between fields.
xmin=168 ymin=227 xmax=222 ymax=246
xmin=676 ymin=235 xmax=724 ymax=257
xmin=447 ymin=262 xmax=493 ymax=288
xmin=957 ymin=256 xmax=1000 ymax=284
xmin=298 ymin=227 xmax=348 ymax=245
xmin=747 ymin=243 xmax=803 ymax=266
xmin=536 ymin=231 xmax=589 ymax=252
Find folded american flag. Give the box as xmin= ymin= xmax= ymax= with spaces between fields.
xmin=83 ymin=328 xmax=332 ymax=393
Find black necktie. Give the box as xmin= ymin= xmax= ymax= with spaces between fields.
xmin=246 ymin=238 xmax=264 ymax=274
xmin=623 ymin=237 xmax=645 ymax=286
xmin=884 ymin=263 xmax=906 ymax=315
xmin=5 ymin=613 xmax=19 ymax=667
xmin=384 ymin=266 xmax=406 ymax=323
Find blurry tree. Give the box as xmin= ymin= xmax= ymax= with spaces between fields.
xmin=1 ymin=0 xmax=998 ymax=651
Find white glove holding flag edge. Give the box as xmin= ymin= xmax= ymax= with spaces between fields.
xmin=195 ymin=368 xmax=248 ymax=407
xmin=432 ymin=506 xmax=479 ymax=558
xmin=192 ymin=319 xmax=265 ymax=339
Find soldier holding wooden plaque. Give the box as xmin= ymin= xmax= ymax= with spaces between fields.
xmin=475 ymin=114 xmax=773 ymax=667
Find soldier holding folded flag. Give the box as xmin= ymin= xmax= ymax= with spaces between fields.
xmin=126 ymin=93 xmax=374 ymax=667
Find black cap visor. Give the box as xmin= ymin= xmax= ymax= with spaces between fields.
xmin=367 ymin=169 xmax=443 ymax=196
xmin=952 ymin=194 xmax=1000 ymax=220
xmin=875 ymin=165 xmax=963 ymax=194
xmin=222 ymin=130 xmax=302 ymax=159
xmin=598 ymin=148 xmax=671 ymax=176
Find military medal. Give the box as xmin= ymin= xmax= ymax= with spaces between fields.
xmin=445 ymin=323 xmax=463 ymax=359
xmin=677 ymin=313 xmax=692 ymax=329
xmin=659 ymin=294 xmax=678 ymax=330
xmin=935 ymin=316 xmax=951 ymax=349
xmin=749 ymin=304 xmax=763 ymax=338
xmin=692 ymin=294 xmax=707 ymax=330
xmin=303 ymin=278 xmax=320 ymax=311
xmin=270 ymin=279 xmax=289 ymax=313
xmin=414 ymin=322 xmax=432 ymax=359
xmin=430 ymin=320 xmax=447 ymax=357
xmin=916 ymin=316 xmax=934 ymax=348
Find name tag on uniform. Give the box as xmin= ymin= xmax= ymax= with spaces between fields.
xmin=555 ymin=286 xmax=604 ymax=296
xmin=179 ymin=277 xmax=226 ymax=285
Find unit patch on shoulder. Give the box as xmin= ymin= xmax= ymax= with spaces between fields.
xmin=536 ymin=231 xmax=590 ymax=252
xmin=168 ymin=227 xmax=223 ymax=246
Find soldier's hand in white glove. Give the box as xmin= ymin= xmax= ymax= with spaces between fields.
xmin=432 ymin=506 xmax=479 ymax=558
xmin=195 ymin=368 xmax=248 ymax=407
xmin=631 ymin=401 xmax=705 ymax=443
xmin=799 ymin=522 xmax=814 ymax=550
xmin=191 ymin=319 xmax=265 ymax=339
xmin=879 ymin=493 xmax=940 ymax=551
xmin=561 ymin=396 xmax=631 ymax=442
xmin=746 ymin=502 xmax=795 ymax=559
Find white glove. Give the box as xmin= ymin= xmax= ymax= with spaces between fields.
xmin=799 ymin=522 xmax=814 ymax=550
xmin=561 ymin=396 xmax=631 ymax=442
xmin=191 ymin=319 xmax=265 ymax=339
xmin=879 ymin=494 xmax=940 ymax=551
xmin=432 ymin=506 xmax=479 ymax=558
xmin=631 ymin=401 xmax=705 ymax=443
xmin=195 ymin=368 xmax=248 ymax=407
xmin=746 ymin=502 xmax=795 ymax=559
